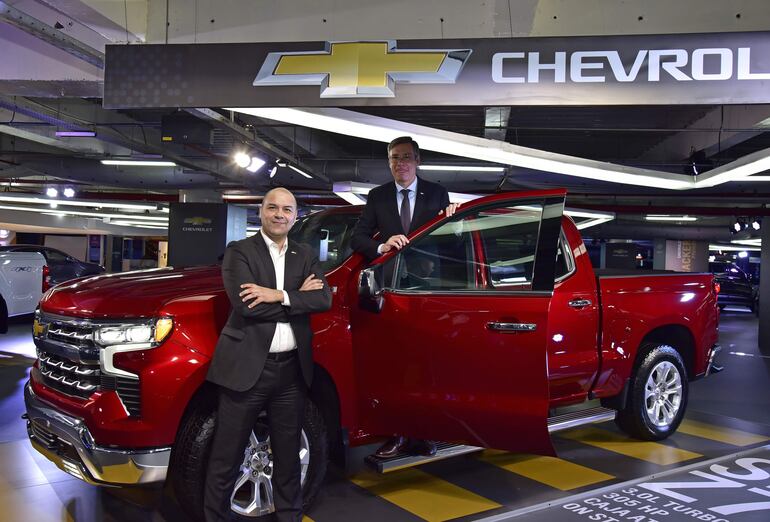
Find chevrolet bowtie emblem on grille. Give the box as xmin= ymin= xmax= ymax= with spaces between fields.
xmin=253 ymin=41 xmax=472 ymax=98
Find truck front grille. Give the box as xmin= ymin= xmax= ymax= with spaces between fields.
xmin=35 ymin=313 xmax=143 ymax=417
xmin=38 ymin=351 xmax=99 ymax=400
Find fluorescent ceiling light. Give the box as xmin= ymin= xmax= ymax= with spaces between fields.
xmin=0 ymin=203 xmax=168 ymax=221
xmin=110 ymin=221 xmax=168 ymax=230
xmin=101 ymin=160 xmax=176 ymax=167
xmin=222 ymin=194 xmax=259 ymax=201
xmin=0 ymin=194 xmax=167 ymax=212
xmin=230 ymin=107 xmax=770 ymax=191
xmin=289 ymin=165 xmax=313 ymax=179
xmin=576 ymin=217 xmax=614 ymax=230
xmin=419 ymin=165 xmax=505 ymax=172
xmin=731 ymin=238 xmax=762 ymax=246
xmin=709 ymin=244 xmax=761 ymax=252
xmin=730 ymin=176 xmax=770 ymax=182
xmin=334 ymin=192 xmax=365 ymax=205
xmin=645 ymin=215 xmax=697 ymax=221
xmin=55 ymin=131 xmax=96 ymax=137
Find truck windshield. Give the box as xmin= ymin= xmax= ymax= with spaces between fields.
xmin=289 ymin=210 xmax=360 ymax=272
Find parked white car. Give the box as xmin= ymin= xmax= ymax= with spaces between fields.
xmin=0 ymin=251 xmax=48 ymax=333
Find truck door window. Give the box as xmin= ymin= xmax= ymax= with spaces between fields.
xmin=477 ymin=205 xmax=543 ymax=290
xmin=392 ymin=217 xmax=475 ymax=291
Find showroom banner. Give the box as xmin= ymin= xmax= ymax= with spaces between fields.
xmin=103 ymin=31 xmax=770 ymax=108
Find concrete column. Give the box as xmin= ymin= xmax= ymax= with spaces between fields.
xmin=759 ymin=224 xmax=770 ymax=352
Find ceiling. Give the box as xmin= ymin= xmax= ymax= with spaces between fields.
xmin=1 ymin=1 xmax=769 ymax=245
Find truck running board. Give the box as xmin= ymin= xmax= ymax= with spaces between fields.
xmin=365 ymin=407 xmax=616 ymax=474
xmin=547 ymin=406 xmax=616 ymax=433
xmin=365 ymin=442 xmax=483 ymax=473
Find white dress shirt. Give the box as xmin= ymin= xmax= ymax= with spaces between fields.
xmin=260 ymin=230 xmax=297 ymax=353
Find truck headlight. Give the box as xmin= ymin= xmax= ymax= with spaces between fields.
xmin=94 ymin=317 xmax=174 ymax=347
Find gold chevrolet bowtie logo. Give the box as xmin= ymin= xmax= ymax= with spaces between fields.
xmin=253 ymin=41 xmax=471 ymax=98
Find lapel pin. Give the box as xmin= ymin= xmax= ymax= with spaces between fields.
xmin=290 ymin=251 xmax=297 ymax=254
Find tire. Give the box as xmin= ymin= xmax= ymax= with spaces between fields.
xmin=171 ymin=395 xmax=328 ymax=521
xmin=615 ymin=344 xmax=688 ymax=441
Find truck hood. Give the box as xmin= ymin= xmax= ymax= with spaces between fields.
xmin=40 ymin=266 xmax=222 ymax=319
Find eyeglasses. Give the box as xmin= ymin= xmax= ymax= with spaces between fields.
xmin=388 ymin=153 xmax=416 ymax=162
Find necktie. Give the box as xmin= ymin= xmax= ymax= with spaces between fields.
xmin=400 ymin=189 xmax=411 ymax=234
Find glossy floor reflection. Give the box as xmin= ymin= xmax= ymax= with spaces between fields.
xmin=1 ymin=312 xmax=768 ymax=522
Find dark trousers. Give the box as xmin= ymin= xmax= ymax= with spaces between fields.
xmin=204 ymin=353 xmax=306 ymax=522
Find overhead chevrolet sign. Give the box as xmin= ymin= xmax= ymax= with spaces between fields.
xmin=253 ymin=41 xmax=471 ymax=97
xmin=104 ymin=31 xmax=770 ymax=108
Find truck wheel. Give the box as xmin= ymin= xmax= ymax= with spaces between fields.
xmin=171 ymin=397 xmax=328 ymax=521
xmin=615 ymin=344 xmax=688 ymax=441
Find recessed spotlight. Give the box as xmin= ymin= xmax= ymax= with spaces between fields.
xmin=63 ymin=188 xmax=76 ymax=198
xmin=234 ymin=152 xmax=251 ymax=168
xmin=46 ymin=187 xmax=58 ymax=198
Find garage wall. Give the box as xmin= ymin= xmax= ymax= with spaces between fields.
xmin=44 ymin=236 xmax=88 ymax=261
xmin=145 ymin=0 xmax=770 ymax=44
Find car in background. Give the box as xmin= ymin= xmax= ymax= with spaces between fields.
xmin=0 ymin=245 xmax=105 ymax=285
xmin=709 ymin=261 xmax=757 ymax=313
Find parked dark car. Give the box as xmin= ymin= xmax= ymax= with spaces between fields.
xmin=709 ymin=261 xmax=757 ymax=313
xmin=0 ymin=245 xmax=105 ymax=285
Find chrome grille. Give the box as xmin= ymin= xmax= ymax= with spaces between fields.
xmin=35 ymin=313 xmax=143 ymax=417
xmin=46 ymin=322 xmax=96 ymax=350
xmin=38 ymin=351 xmax=99 ymax=399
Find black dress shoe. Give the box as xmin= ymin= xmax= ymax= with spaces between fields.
xmin=410 ymin=439 xmax=437 ymax=457
xmin=375 ymin=435 xmax=408 ymax=458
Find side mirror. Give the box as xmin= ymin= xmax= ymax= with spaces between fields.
xmin=358 ymin=266 xmax=384 ymax=313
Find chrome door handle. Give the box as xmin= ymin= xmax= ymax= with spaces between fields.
xmin=568 ymin=299 xmax=592 ymax=309
xmin=487 ymin=322 xmax=537 ymax=332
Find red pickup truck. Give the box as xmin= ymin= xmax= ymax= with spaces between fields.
xmin=24 ymin=189 xmax=720 ymax=521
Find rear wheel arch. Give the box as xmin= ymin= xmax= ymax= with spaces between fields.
xmin=638 ymin=324 xmax=695 ymax=379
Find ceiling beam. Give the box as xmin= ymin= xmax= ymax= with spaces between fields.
xmin=0 ymin=0 xmax=104 ymax=68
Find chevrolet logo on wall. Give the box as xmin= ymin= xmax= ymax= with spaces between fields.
xmin=184 ymin=217 xmax=212 ymax=225
xmin=253 ymin=41 xmax=472 ymax=98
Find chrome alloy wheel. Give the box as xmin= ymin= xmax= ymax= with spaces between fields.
xmin=230 ymin=427 xmax=310 ymax=517
xmin=644 ymin=360 xmax=683 ymax=428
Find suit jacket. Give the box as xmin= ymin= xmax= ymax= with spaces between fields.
xmin=350 ymin=177 xmax=450 ymax=260
xmin=207 ymin=235 xmax=332 ymax=392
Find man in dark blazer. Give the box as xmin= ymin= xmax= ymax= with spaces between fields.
xmin=350 ymin=136 xmax=458 ymax=458
xmin=351 ymin=136 xmax=457 ymax=261
xmin=204 ymin=187 xmax=332 ymax=522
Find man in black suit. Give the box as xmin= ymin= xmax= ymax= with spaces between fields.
xmin=350 ymin=136 xmax=459 ymax=458
xmin=204 ymin=187 xmax=332 ymax=522
xmin=351 ymin=136 xmax=458 ymax=261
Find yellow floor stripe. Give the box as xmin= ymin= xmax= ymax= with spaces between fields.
xmin=677 ymin=420 xmax=769 ymax=447
xmin=351 ymin=468 xmax=500 ymax=522
xmin=559 ymin=427 xmax=701 ymax=465
xmin=478 ymin=450 xmax=614 ymax=491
